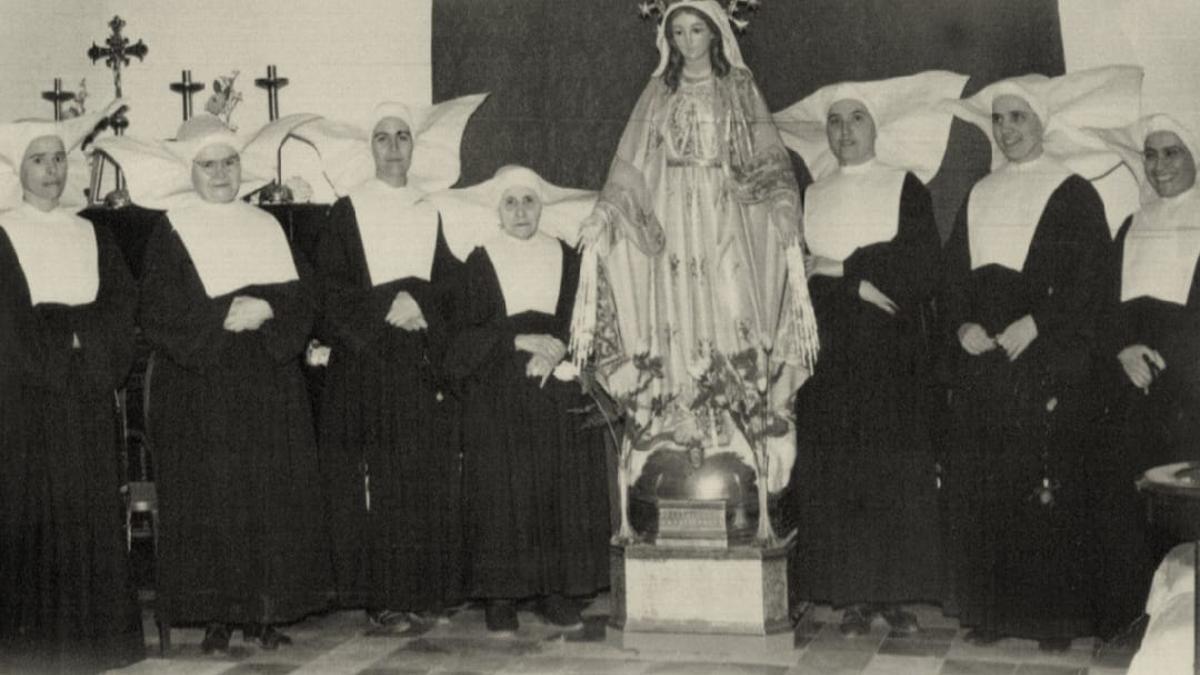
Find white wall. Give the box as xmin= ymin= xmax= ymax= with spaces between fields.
xmin=1059 ymin=0 xmax=1200 ymax=234
xmin=0 ymin=0 xmax=433 ymax=202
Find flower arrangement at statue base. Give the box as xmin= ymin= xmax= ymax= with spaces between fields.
xmin=579 ymin=338 xmax=796 ymax=640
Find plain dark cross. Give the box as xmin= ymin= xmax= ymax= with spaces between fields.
xmin=168 ymin=70 xmax=206 ymax=122
xmin=41 ymin=78 xmax=75 ymax=122
xmin=255 ymin=65 xmax=289 ymax=122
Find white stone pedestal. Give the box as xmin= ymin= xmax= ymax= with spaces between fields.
xmin=607 ymin=542 xmax=793 ymax=657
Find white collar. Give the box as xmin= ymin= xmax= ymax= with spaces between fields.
xmin=968 ymin=156 xmax=1073 ymax=272
xmin=167 ymin=200 xmax=298 ymax=298
xmin=1122 ymin=188 xmax=1200 ymax=305
xmin=804 ymin=160 xmax=907 ymax=262
xmin=484 ymin=232 xmax=562 ymax=316
xmin=0 ymin=203 xmax=98 ymax=306
xmin=349 ymin=179 xmax=439 ymax=286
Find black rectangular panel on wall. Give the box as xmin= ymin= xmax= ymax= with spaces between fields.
xmin=432 ymin=0 xmax=1065 ymax=241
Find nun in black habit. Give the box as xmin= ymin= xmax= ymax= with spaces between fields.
xmin=433 ymin=166 xmax=611 ymax=633
xmin=0 ymin=103 xmax=144 ymax=673
xmin=292 ymin=95 xmax=485 ymax=626
xmin=1088 ymin=114 xmax=1200 ymax=639
xmin=940 ymin=66 xmax=1141 ymax=649
xmin=773 ymin=70 xmax=967 ymax=636
xmin=98 ymin=111 xmax=332 ymax=652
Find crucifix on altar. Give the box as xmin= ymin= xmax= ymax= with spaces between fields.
xmin=168 ymin=70 xmax=205 ymax=122
xmin=41 ymin=78 xmax=75 ymax=122
xmin=255 ymin=64 xmax=294 ymax=203
xmin=86 ymin=15 xmax=148 ymax=207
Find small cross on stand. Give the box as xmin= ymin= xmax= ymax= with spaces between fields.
xmin=168 ymin=70 xmax=205 ymax=122
xmin=86 ymin=15 xmax=148 ymax=206
xmin=255 ymin=65 xmax=293 ymax=203
xmin=41 ymin=78 xmax=75 ymax=122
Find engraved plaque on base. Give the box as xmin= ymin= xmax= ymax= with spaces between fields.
xmin=655 ymin=498 xmax=728 ymax=549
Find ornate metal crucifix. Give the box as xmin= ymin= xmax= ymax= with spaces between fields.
xmin=87 ymin=15 xmax=147 ymax=206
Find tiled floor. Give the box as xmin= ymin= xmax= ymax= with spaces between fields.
xmin=107 ymin=597 xmax=1137 ymax=675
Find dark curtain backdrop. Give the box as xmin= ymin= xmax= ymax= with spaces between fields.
xmin=432 ymin=0 xmax=1066 ymax=241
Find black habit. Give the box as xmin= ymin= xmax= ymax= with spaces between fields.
xmin=0 ymin=224 xmax=143 ymax=672
xmin=940 ymin=174 xmax=1111 ymax=640
xmin=1091 ymin=215 xmax=1200 ymax=637
xmin=445 ymin=241 xmax=610 ymax=600
xmin=315 ymin=197 xmax=465 ymax=612
xmin=789 ymin=172 xmax=943 ymax=607
xmin=140 ymin=220 xmax=332 ymax=627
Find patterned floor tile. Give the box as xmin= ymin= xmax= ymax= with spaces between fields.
xmin=938 ymin=659 xmax=1019 ymax=675
xmin=794 ymin=647 xmax=875 ymax=674
xmin=861 ymin=654 xmax=942 ymax=675
xmin=876 ymin=637 xmax=952 ymax=659
xmin=1013 ymin=663 xmax=1085 ymax=675
xmin=219 ymin=664 xmax=302 ymax=675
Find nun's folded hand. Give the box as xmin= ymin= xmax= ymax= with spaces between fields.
xmin=957 ymin=322 xmax=996 ymax=356
xmin=1118 ymin=344 xmax=1166 ymax=392
xmin=224 ymin=296 xmax=274 ymax=332
xmin=526 ymin=352 xmax=556 ymax=386
xmin=515 ymin=334 xmax=566 ymax=363
xmin=386 ymin=291 xmax=426 ymax=330
xmin=996 ymin=315 xmax=1037 ymax=361
xmin=858 ymin=280 xmax=898 ymax=316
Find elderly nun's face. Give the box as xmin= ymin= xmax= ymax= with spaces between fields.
xmin=372 ymin=117 xmax=413 ymax=185
xmin=191 ymin=143 xmax=242 ymax=203
xmin=20 ymin=135 xmax=67 ymax=210
xmin=1144 ymin=131 xmax=1196 ymax=198
xmin=826 ymin=99 xmax=877 ymax=167
xmin=498 ymin=186 xmax=542 ymax=240
xmin=991 ymin=95 xmax=1044 ymax=163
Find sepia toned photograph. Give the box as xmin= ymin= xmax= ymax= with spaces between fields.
xmin=0 ymin=1 xmax=1196 ymax=673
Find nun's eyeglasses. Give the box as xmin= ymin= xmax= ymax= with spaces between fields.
xmin=193 ymin=155 xmax=241 ymax=175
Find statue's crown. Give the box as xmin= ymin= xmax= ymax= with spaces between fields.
xmin=637 ymin=0 xmax=761 ymax=31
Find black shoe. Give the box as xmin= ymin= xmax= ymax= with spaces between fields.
xmin=964 ymin=628 xmax=1002 ymax=645
xmin=880 ymin=606 xmax=920 ymax=635
xmin=485 ymin=600 xmax=519 ymax=633
xmin=258 ymin=625 xmax=293 ymax=650
xmin=366 ymin=609 xmax=411 ymax=629
xmin=537 ymin=594 xmax=583 ymax=630
xmin=839 ymin=605 xmax=875 ymax=638
xmin=1038 ymin=637 xmax=1071 ymax=652
xmin=200 ymin=623 xmax=231 ymax=654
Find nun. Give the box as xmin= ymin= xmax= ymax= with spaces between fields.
xmin=1089 ymin=114 xmax=1200 ymax=640
xmin=0 ymin=103 xmax=144 ymax=673
xmin=773 ymin=70 xmax=967 ymax=636
xmin=97 ymin=112 xmax=331 ymax=652
xmin=291 ymin=95 xmax=486 ymax=627
xmin=940 ymin=66 xmax=1141 ymax=649
xmin=434 ymin=166 xmax=610 ymax=633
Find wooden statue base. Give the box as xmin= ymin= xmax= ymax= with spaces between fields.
xmin=607 ymin=541 xmax=792 ymax=653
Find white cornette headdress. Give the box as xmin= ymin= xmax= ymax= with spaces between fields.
xmin=289 ymin=93 xmax=489 ymax=197
xmin=0 ymin=100 xmax=123 ymax=211
xmin=945 ymin=65 xmax=1143 ymax=177
xmin=94 ymin=111 xmax=319 ymax=209
xmin=1091 ymin=114 xmax=1200 ymax=305
xmin=1089 ymin=114 xmax=1199 ymax=204
xmin=429 ymin=165 xmax=597 ymax=262
xmin=773 ymin=70 xmax=969 ymax=182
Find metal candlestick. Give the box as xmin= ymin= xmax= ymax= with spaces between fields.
xmin=41 ymin=78 xmax=75 ymax=121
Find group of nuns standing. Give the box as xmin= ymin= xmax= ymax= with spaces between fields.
xmin=776 ymin=63 xmax=1200 ymax=653
xmin=2 ymin=7 xmax=1199 ymax=671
